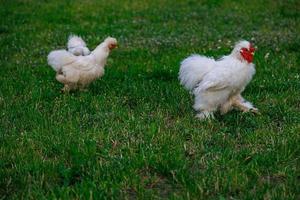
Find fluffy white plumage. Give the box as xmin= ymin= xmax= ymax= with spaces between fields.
xmin=48 ymin=37 xmax=117 ymax=92
xmin=67 ymin=35 xmax=90 ymax=56
xmin=179 ymin=40 xmax=259 ymax=120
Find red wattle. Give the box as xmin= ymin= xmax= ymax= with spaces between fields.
xmin=240 ymin=47 xmax=254 ymax=63
xmin=241 ymin=51 xmax=253 ymax=63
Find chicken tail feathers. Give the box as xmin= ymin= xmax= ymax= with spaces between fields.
xmin=47 ymin=50 xmax=75 ymax=72
xmin=179 ymin=55 xmax=215 ymax=91
xmin=68 ymin=35 xmax=90 ymax=56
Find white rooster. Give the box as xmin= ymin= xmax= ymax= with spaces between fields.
xmin=48 ymin=37 xmax=117 ymax=92
xmin=67 ymin=35 xmax=90 ymax=56
xmin=179 ymin=40 xmax=259 ymax=120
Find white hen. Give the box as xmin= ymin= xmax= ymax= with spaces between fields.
xmin=48 ymin=37 xmax=117 ymax=92
xmin=67 ymin=35 xmax=90 ymax=56
xmin=179 ymin=40 xmax=259 ymax=120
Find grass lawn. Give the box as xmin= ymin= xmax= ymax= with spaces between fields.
xmin=0 ymin=0 xmax=299 ymax=199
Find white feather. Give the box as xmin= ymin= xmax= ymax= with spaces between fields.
xmin=47 ymin=50 xmax=76 ymax=72
xmin=67 ymin=35 xmax=90 ymax=56
xmin=179 ymin=40 xmax=257 ymax=119
xmin=47 ymin=37 xmax=117 ymax=91
xmin=179 ymin=55 xmax=215 ymax=91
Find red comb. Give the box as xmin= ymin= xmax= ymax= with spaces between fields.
xmin=249 ymin=43 xmax=255 ymax=52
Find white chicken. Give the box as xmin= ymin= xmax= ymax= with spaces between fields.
xmin=179 ymin=40 xmax=259 ymax=120
xmin=48 ymin=37 xmax=117 ymax=92
xmin=67 ymin=35 xmax=90 ymax=56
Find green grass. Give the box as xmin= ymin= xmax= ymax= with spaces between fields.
xmin=0 ymin=0 xmax=299 ymax=199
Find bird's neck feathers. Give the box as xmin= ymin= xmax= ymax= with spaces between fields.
xmin=93 ymin=42 xmax=110 ymax=54
xmin=91 ymin=42 xmax=110 ymax=64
